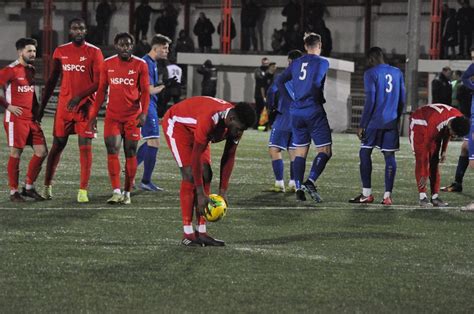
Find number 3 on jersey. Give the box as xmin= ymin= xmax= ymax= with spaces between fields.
xmin=385 ymin=74 xmax=393 ymax=93
xmin=299 ymin=62 xmax=308 ymax=80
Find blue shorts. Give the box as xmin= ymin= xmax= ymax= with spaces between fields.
xmin=291 ymin=110 xmax=332 ymax=147
xmin=268 ymin=128 xmax=294 ymax=150
xmin=361 ymin=128 xmax=399 ymax=151
xmin=141 ymin=104 xmax=160 ymax=139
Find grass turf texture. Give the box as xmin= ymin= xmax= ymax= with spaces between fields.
xmin=0 ymin=116 xmax=473 ymax=313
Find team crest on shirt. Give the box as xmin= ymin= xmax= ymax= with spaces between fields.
xmin=80 ymin=56 xmax=87 ymax=62
xmin=128 ymin=70 xmax=136 ymax=75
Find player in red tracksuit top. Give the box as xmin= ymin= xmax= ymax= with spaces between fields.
xmin=39 ymin=18 xmax=104 ymax=203
xmin=162 ymin=96 xmax=256 ymax=247
xmin=0 ymin=38 xmax=48 ymax=202
xmin=409 ymin=104 xmax=470 ymax=207
xmin=90 ymin=32 xmax=150 ymax=205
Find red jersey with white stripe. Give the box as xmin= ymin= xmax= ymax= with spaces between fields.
xmin=166 ymin=96 xmax=234 ymax=144
xmin=53 ymin=42 xmax=103 ymax=112
xmin=411 ymin=104 xmax=463 ymax=142
xmin=0 ymin=61 xmax=36 ymax=122
xmin=94 ymin=55 xmax=150 ymax=122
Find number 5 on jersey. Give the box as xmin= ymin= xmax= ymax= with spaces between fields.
xmin=299 ymin=62 xmax=308 ymax=80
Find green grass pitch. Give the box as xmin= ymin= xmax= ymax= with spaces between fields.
xmin=0 ymin=116 xmax=473 ymax=312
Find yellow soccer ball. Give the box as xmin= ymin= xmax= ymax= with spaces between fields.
xmin=204 ymin=194 xmax=227 ymax=222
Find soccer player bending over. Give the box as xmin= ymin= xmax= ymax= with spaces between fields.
xmin=409 ymin=104 xmax=470 ymax=207
xmin=349 ymin=47 xmax=405 ymax=205
xmin=162 ymin=97 xmax=256 ymax=246
xmin=266 ymin=50 xmax=303 ymax=193
xmin=38 ymin=18 xmax=104 ymax=203
xmin=0 ymin=38 xmax=47 ymax=201
xmin=89 ymin=32 xmax=150 ymax=205
xmin=275 ymin=33 xmax=331 ymax=203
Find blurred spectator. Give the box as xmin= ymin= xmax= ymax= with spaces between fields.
xmin=241 ymin=0 xmax=260 ymax=51
xmin=457 ymin=0 xmax=473 ymax=59
xmin=197 ymin=60 xmax=218 ymax=97
xmin=287 ymin=23 xmax=304 ymax=51
xmin=271 ymin=28 xmax=284 ymax=54
xmin=155 ymin=3 xmax=178 ymax=41
xmin=311 ymin=19 xmax=332 ymax=57
xmin=451 ymin=70 xmax=463 ymax=108
xmin=442 ymin=8 xmax=458 ymax=59
xmin=440 ymin=3 xmax=450 ymax=59
xmin=134 ymin=36 xmax=151 ymax=57
xmin=254 ymin=57 xmax=270 ymax=129
xmin=432 ymin=66 xmax=453 ymax=105
xmin=135 ymin=0 xmax=156 ymax=41
xmin=193 ymin=12 xmax=215 ymax=53
xmin=162 ymin=57 xmax=183 ymax=110
xmin=282 ymin=0 xmax=301 ymax=29
xmin=175 ymin=30 xmax=195 ymax=84
xmin=218 ymin=16 xmax=237 ymax=47
xmin=96 ymin=0 xmax=116 ymax=45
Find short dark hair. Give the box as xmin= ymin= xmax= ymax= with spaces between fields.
xmin=454 ymin=70 xmax=463 ymax=77
xmin=151 ymin=34 xmax=172 ymax=46
xmin=288 ymin=49 xmax=303 ymax=61
xmin=15 ymin=38 xmax=37 ymax=50
xmin=233 ymin=102 xmax=256 ymax=129
xmin=450 ymin=116 xmax=470 ymax=137
xmin=367 ymin=46 xmax=385 ymax=62
xmin=303 ymin=32 xmax=321 ymax=48
xmin=442 ymin=66 xmax=452 ymax=72
xmin=268 ymin=62 xmax=276 ymax=67
xmin=114 ymin=32 xmax=135 ymax=45
xmin=69 ymin=17 xmax=86 ymax=29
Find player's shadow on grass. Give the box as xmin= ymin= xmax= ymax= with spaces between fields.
xmin=236 ymin=231 xmax=419 ymax=245
xmin=0 ymin=209 xmax=100 ymax=229
xmin=407 ymin=208 xmax=474 ymax=222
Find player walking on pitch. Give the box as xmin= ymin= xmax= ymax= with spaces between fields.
xmin=162 ymin=97 xmax=256 ymax=246
xmin=0 ymin=38 xmax=48 ymax=202
xmin=89 ymin=32 xmax=150 ymax=205
xmin=349 ymin=47 xmax=405 ymax=205
xmin=275 ymin=33 xmax=331 ymax=203
xmin=38 ymin=18 xmax=104 ymax=203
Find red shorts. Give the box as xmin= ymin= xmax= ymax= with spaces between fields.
xmin=162 ymin=116 xmax=211 ymax=167
xmin=104 ymin=117 xmax=141 ymax=141
xmin=54 ymin=101 xmax=96 ymax=138
xmin=4 ymin=119 xmax=46 ymax=148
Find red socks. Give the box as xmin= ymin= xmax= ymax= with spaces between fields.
xmin=44 ymin=143 xmax=63 ymax=186
xmin=26 ymin=155 xmax=46 ymax=185
xmin=124 ymin=156 xmax=137 ymax=192
xmin=180 ymin=180 xmax=195 ymax=226
xmin=7 ymin=156 xmax=20 ymax=190
xmin=107 ymin=154 xmax=121 ymax=190
xmin=79 ymin=145 xmax=92 ymax=190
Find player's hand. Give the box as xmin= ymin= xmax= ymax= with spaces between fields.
xmin=137 ymin=113 xmax=147 ymax=127
xmin=86 ymin=117 xmax=97 ymax=133
xmin=357 ymin=128 xmax=365 ymax=141
xmin=163 ymin=76 xmax=178 ymax=88
xmin=67 ymin=97 xmax=81 ymax=111
xmin=196 ymin=191 xmax=210 ymax=215
xmin=418 ymin=176 xmax=428 ymax=190
xmin=219 ymin=189 xmax=229 ymax=206
xmin=7 ymin=105 xmax=23 ymax=117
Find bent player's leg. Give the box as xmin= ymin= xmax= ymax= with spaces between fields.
xmin=442 ymin=140 xmax=468 ymax=192
xmin=180 ymin=166 xmax=202 ymax=246
xmin=429 ymin=153 xmax=447 ymax=207
xmin=23 ymin=144 xmax=47 ymax=201
xmin=43 ymin=136 xmax=68 ymax=199
xmin=305 ymin=144 xmax=331 ymax=203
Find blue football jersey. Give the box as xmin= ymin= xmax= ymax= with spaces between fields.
xmin=267 ymin=78 xmax=294 ymax=132
xmin=276 ymin=54 xmax=329 ymax=112
xmin=360 ymin=63 xmax=405 ymax=129
xmin=143 ymin=54 xmax=158 ymax=106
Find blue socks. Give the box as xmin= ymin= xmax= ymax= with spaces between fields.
xmin=359 ymin=148 xmax=372 ymax=189
xmin=293 ymin=156 xmax=306 ymax=189
xmin=455 ymin=156 xmax=469 ymax=184
xmin=289 ymin=161 xmax=295 ymax=181
xmin=383 ymin=152 xmax=396 ymax=193
xmin=142 ymin=146 xmax=158 ymax=184
xmin=272 ymin=159 xmax=284 ymax=181
xmin=137 ymin=142 xmax=148 ymax=166
xmin=308 ymin=152 xmax=330 ymax=182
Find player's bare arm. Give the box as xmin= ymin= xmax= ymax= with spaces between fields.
xmin=219 ymin=138 xmax=238 ymax=202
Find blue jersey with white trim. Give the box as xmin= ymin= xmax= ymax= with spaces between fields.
xmin=143 ymin=54 xmax=158 ymax=106
xmin=276 ymin=54 xmax=329 ymax=113
xmin=360 ymin=64 xmax=405 ymax=130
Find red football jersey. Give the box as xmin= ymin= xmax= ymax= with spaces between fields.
xmin=0 ymin=61 xmax=36 ymax=122
xmin=166 ymin=96 xmax=234 ymax=144
xmin=93 ymin=55 xmax=150 ymax=122
xmin=53 ymin=42 xmax=103 ymax=112
xmin=411 ymin=104 xmax=463 ymax=143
